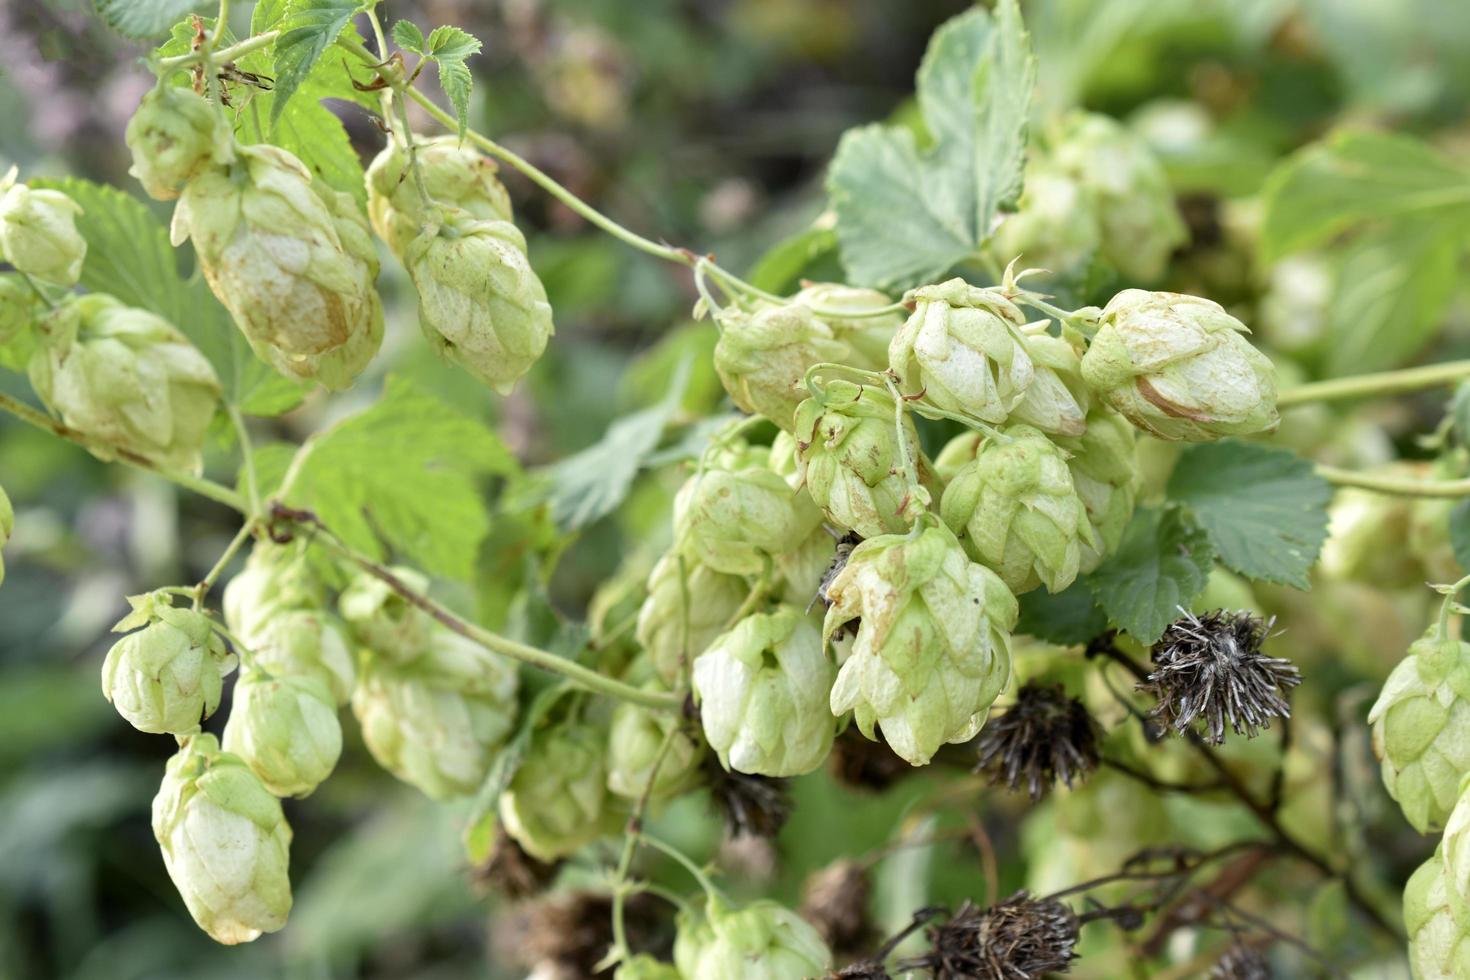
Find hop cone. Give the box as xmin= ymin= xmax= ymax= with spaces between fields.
xmin=246 ymin=608 xmax=357 ymax=707
xmin=1009 ymin=332 xmax=1089 ymax=436
xmin=365 ymin=136 xmax=513 ymax=258
xmin=102 ymin=597 xmax=235 ymax=736
xmin=1053 ymin=407 xmax=1137 ymax=573
xmin=1407 ymin=850 xmax=1470 ymax=979
xmin=989 ymin=165 xmax=1102 ymax=282
xmin=0 ymin=271 xmax=38 ymax=350
xmin=636 ymin=551 xmax=750 ymax=685
xmin=0 ymin=173 xmax=86 ymax=286
xmin=125 ymin=85 xmax=227 ymax=201
xmin=790 ymin=282 xmax=903 ymax=373
xmin=223 ymin=670 xmax=342 ymax=798
xmin=498 ymin=714 xmax=609 ymax=862
xmin=606 ymin=693 xmax=703 ymax=800
xmin=674 ymin=898 xmax=833 ymax=980
xmin=339 ymin=566 xmax=433 ymax=664
xmin=714 ymin=302 xmax=848 ymax=431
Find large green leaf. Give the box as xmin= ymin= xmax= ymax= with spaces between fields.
xmin=1089 ymin=505 xmax=1214 ymax=643
xmin=826 ymin=0 xmax=1035 ymax=290
xmin=1015 ymin=578 xmax=1108 ymax=646
xmin=269 ymin=0 xmax=363 ymax=127
xmin=94 ymin=0 xmax=211 ymax=38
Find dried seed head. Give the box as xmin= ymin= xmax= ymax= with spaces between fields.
xmin=1210 ymin=941 xmax=1272 ymax=980
xmin=505 ymin=890 xmax=668 ymax=976
xmin=915 ymin=893 xmax=1079 ymax=980
xmin=703 ymin=754 xmax=793 ymax=839
xmin=1140 ymin=610 xmax=1301 ymax=745
xmin=975 ymin=683 xmax=1100 ymax=799
xmin=801 ymin=859 xmax=874 ymax=960
xmin=828 ymin=725 xmax=912 ymax=794
xmin=471 ymin=826 xmax=561 ymax=902
xmin=814 ymin=531 xmax=863 ymax=640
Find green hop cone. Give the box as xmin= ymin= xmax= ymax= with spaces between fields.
xmin=1410 ymin=458 xmax=1467 ymax=583
xmin=352 ymin=627 xmax=519 ymax=800
xmin=692 ymin=605 xmax=836 ymax=777
xmin=794 ymin=379 xmax=935 ymax=537
xmin=406 ymin=210 xmax=554 ymax=395
xmin=1048 ymin=112 xmax=1187 ymax=283
xmin=790 ymin=282 xmax=903 ymax=373
xmin=28 ymin=294 xmax=221 ymax=473
xmin=171 ymin=144 xmax=382 ymax=390
xmin=824 ymin=526 xmax=1017 ymax=766
xmin=102 ymin=596 xmax=235 ymax=736
xmin=222 ymin=671 xmax=342 ymax=798
xmin=889 ymin=279 xmax=1034 ymax=427
xmin=1408 ymin=850 xmax=1470 ymax=978
xmin=1009 ymin=332 xmax=1089 ymax=436
xmin=0 ymin=483 xmax=10 ymax=589
xmin=0 ymin=172 xmax=86 ymax=287
xmin=1054 ymin=408 xmax=1138 ymax=573
xmin=0 ymin=272 xmax=37 ymax=351
xmin=939 ymin=423 xmax=1096 ymax=595
xmin=499 ymin=714 xmax=608 ymax=862
xmin=125 ymin=85 xmax=228 ymax=201
xmin=152 ymin=734 xmax=292 ymax=944
xmin=248 ymin=609 xmax=357 ymax=706
xmin=223 ymin=541 xmax=325 ymax=645
xmin=673 ymin=898 xmax=834 ymax=980
xmin=713 ymin=303 xmax=849 ymax=431
xmin=606 ymin=693 xmax=704 ymax=800
xmin=339 ymin=567 xmax=433 ymax=663
xmin=989 ymin=165 xmax=1102 ymax=281
xmin=636 ymin=551 xmax=750 ymax=685
xmin=1080 ymin=289 xmax=1278 ymax=441
xmin=365 ymin=136 xmax=513 ymax=258
xmin=1367 ymin=632 xmax=1470 ymax=834
xmin=673 ymin=443 xmax=823 ymax=577
xmin=614 ymin=954 xmax=681 ymax=980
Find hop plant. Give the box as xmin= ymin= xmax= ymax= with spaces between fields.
xmin=28 ymin=293 xmax=221 ymax=473
xmin=889 ymin=278 xmax=1035 ymax=426
xmin=0 ymin=271 xmax=37 ymax=350
xmin=1406 ymin=850 xmax=1470 ymax=978
xmin=1009 ymin=332 xmax=1089 ymax=436
xmin=989 ymin=165 xmax=1102 ymax=282
xmin=0 ymin=170 xmax=86 ymax=287
xmin=365 ymin=136 xmax=514 ymax=257
xmin=498 ymin=713 xmax=610 ymax=862
xmin=152 ymin=734 xmax=292 ymax=944
xmin=1080 ymin=289 xmax=1278 ymax=441
xmin=102 ymin=595 xmax=235 ymax=736
xmin=824 ymin=525 xmax=1017 ymax=766
xmin=636 ymin=551 xmax=750 ymax=685
xmin=692 ymin=605 xmax=836 ymax=777
xmin=673 ymin=898 xmax=834 ymax=980
xmin=1053 ymin=408 xmax=1137 ymax=573
xmin=405 ymin=210 xmax=554 ymax=394
xmin=352 ymin=627 xmax=519 ymax=799
xmin=794 ymin=379 xmax=934 ymax=538
xmin=339 ymin=567 xmax=434 ymax=663
xmin=246 ymin=609 xmax=358 ymax=707
xmin=790 ymin=282 xmax=904 ymax=372
xmin=224 ymin=542 xmax=325 ymax=647
xmin=605 ymin=694 xmax=704 ymax=801
xmin=170 ymin=143 xmax=382 ymax=390
xmin=1369 ymin=631 xmax=1470 ymax=833
xmin=673 ymin=442 xmax=822 ymax=577
xmin=939 ymin=423 xmax=1096 ymax=595
xmin=713 ymin=302 xmax=849 ymax=430
xmin=125 ymin=85 xmax=227 ymax=201
xmin=222 ymin=671 xmax=342 ymax=798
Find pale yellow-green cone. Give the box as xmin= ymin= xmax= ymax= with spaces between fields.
xmin=713 ymin=303 xmax=849 ymax=431
xmin=152 ymin=733 xmax=292 ymax=944
xmin=1408 ymin=849 xmax=1470 ymax=978
xmin=673 ymin=898 xmax=833 ymax=980
xmin=364 ymin=136 xmax=513 ymax=258
xmin=1368 ymin=633 xmax=1470 ymax=834
xmin=635 ymin=551 xmax=750 ymax=686
xmin=0 ymin=174 xmax=86 ymax=286
xmin=1444 ymin=787 xmax=1470 ymax=911
xmin=790 ymin=282 xmax=903 ymax=373
xmin=824 ymin=525 xmax=1017 ymax=766
xmin=339 ymin=566 xmax=433 ymax=664
xmin=674 ymin=443 xmax=823 ymax=577
xmin=308 ymin=185 xmax=385 ymax=390
xmin=223 ymin=540 xmax=326 ymax=648
xmin=102 ymin=597 xmax=235 ymax=736
xmin=767 ymin=430 xmax=801 ymax=488
xmin=406 ymin=210 xmax=554 ymax=395
xmin=170 ymin=143 xmax=381 ymax=390
xmin=223 ymin=671 xmax=342 ymax=798
xmin=794 ymin=379 xmax=935 ymax=537
xmin=125 ymin=85 xmax=230 ymax=201
xmin=774 ymin=524 xmax=839 ymax=609
xmin=0 ymin=272 xmax=37 ymax=349
xmin=1081 ymin=289 xmax=1278 ymax=441
xmin=605 ymin=691 xmax=704 ymax=801
xmin=614 ymin=954 xmax=681 ymax=980
xmin=1054 ymin=408 xmax=1138 ymax=573
xmin=1319 ymin=479 xmax=1425 ymax=587
xmin=692 ymin=605 xmax=836 ymax=777
xmin=940 ymin=424 xmax=1096 ymax=595
xmin=351 ymin=627 xmax=518 ymax=800
xmin=989 ymin=165 xmax=1102 ymax=281
xmin=498 ymin=715 xmax=608 ymax=862
xmin=247 ymin=609 xmax=357 ymax=707
xmin=1410 ymin=457 xmax=1468 ymax=583
xmin=889 ymin=278 xmax=1034 ymax=427
xmin=28 ymin=294 xmax=221 ymax=473
xmin=0 ymin=483 xmax=11 ymax=589
xmin=1050 ymin=112 xmax=1187 ymax=283
xmin=1009 ymin=332 xmax=1089 ymax=436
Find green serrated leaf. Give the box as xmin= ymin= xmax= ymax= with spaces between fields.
xmin=747 ymin=224 xmax=841 ymax=295
xmin=257 ymin=377 xmax=516 ymax=579
xmin=826 ymin=0 xmax=1034 ymax=290
xmin=1167 ymin=440 xmax=1331 ymax=590
xmin=1015 ymin=578 xmax=1107 ymax=646
xmin=424 ymin=26 xmax=481 ymax=138
xmin=426 ymin=25 xmax=481 ymax=61
xmin=94 ymin=0 xmax=210 ymax=39
xmin=1089 ymin=506 xmax=1214 ymax=643
xmin=270 ymin=0 xmax=362 ymax=126
xmin=391 ymin=19 xmax=425 ymax=54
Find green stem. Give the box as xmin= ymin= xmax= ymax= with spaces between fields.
xmin=882 ymin=375 xmax=923 ymax=505
xmin=158 ymin=30 xmax=279 ymax=71
xmin=1437 ymin=573 xmax=1470 ymax=639
xmin=609 ymin=725 xmax=682 ymax=964
xmin=1278 ymin=360 xmax=1470 ymax=408
xmin=638 ymin=832 xmax=723 ymax=902
xmin=0 ymin=392 xmax=247 ymax=511
xmin=194 ymin=518 xmax=255 ymax=609
xmin=1315 ymin=464 xmax=1470 ymax=498
xmin=228 ymin=405 xmax=261 ymax=516
xmin=19 ymin=272 xmax=58 ymax=310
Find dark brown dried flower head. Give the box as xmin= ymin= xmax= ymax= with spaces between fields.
xmin=975 ymin=683 xmax=1100 ymax=799
xmin=829 ymin=724 xmax=912 ymax=793
xmin=1140 ymin=610 xmax=1300 ymax=745
xmin=1210 ymin=941 xmax=1272 ymax=980
xmin=910 ymin=892 xmax=1079 ymax=979
xmin=802 ymin=859 xmax=875 ymax=960
xmin=471 ymin=825 xmax=561 ymax=901
xmin=703 ymin=753 xmax=792 ymax=838
xmin=814 ymin=530 xmax=863 ymax=639
xmin=502 ymin=889 xmax=668 ymax=977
